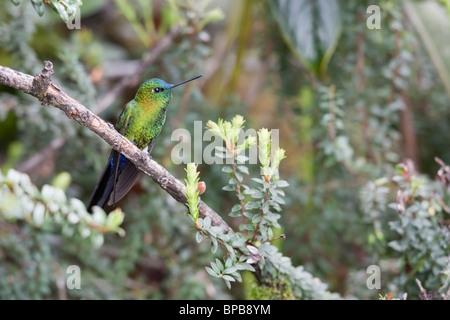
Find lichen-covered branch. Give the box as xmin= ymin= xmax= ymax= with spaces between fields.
xmin=0 ymin=61 xmax=231 ymax=233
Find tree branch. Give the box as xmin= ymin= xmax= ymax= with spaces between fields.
xmin=0 ymin=61 xmax=232 ymax=233
xmin=17 ymin=27 xmax=180 ymax=176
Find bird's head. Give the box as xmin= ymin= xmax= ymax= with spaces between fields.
xmin=135 ymin=76 xmax=202 ymax=107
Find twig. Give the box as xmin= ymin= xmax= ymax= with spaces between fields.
xmin=231 ymin=153 xmax=246 ymax=222
xmin=0 ymin=61 xmax=232 ymax=233
xmin=415 ymin=278 xmax=433 ymax=300
xmin=251 ymin=188 xmax=268 ymax=243
xmin=17 ymin=137 xmax=65 ymax=174
xmin=354 ymin=13 xmax=374 ymax=163
xmin=264 ymin=234 xmax=286 ymax=243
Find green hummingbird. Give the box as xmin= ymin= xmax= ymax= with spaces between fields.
xmin=87 ymin=75 xmax=202 ymax=212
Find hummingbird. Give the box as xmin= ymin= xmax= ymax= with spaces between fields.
xmin=87 ymin=75 xmax=202 ymax=212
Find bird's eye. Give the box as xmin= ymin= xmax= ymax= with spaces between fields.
xmin=152 ymin=87 xmax=164 ymax=93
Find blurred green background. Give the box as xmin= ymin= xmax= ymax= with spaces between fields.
xmin=0 ymin=0 xmax=450 ymax=299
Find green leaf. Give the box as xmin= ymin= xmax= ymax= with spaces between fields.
xmin=210 ymin=261 xmax=220 ymax=275
xmin=236 ymin=155 xmax=249 ymax=164
xmin=203 ymin=216 xmax=211 ymax=229
xmin=405 ymin=0 xmax=450 ymax=97
xmin=205 ymin=267 xmax=218 ymax=277
xmin=10 ymin=0 xmax=21 ymax=5
xmin=106 ymin=209 xmax=125 ymax=229
xmin=250 ymin=191 xmax=265 ymax=199
xmin=223 ymin=266 xmax=238 ymax=275
xmin=91 ymin=233 xmax=104 ymax=249
xmin=271 ymin=202 xmax=282 ymax=212
xmin=31 ymin=0 xmax=45 ymax=16
xmin=245 ymin=201 xmax=261 ymax=210
xmin=113 ymin=0 xmax=150 ymax=46
xmin=223 ymin=279 xmax=231 ymax=289
xmin=265 ymin=211 xmax=281 ymax=224
xmin=198 ymin=7 xmax=225 ymax=30
xmin=51 ymin=172 xmax=71 ymax=191
xmin=252 ymin=214 xmax=262 ymax=223
xmin=230 ymin=204 xmax=242 ymax=213
xmin=215 ymin=150 xmax=227 ymax=159
xmin=237 ymin=165 xmax=249 ymax=175
xmin=269 ymin=0 xmax=341 ymax=78
xmin=210 ymin=237 xmax=218 ymax=253
xmin=215 ymin=258 xmax=224 ymax=272
xmin=388 ymin=240 xmax=407 ymax=252
xmin=274 ymin=179 xmax=289 ymax=188
xmin=51 ymin=1 xmax=69 ymax=22
xmin=271 ymin=195 xmax=286 ymax=205
xmin=231 ymin=237 xmax=247 ymax=248
xmin=229 ymin=209 xmax=242 ymax=217
xmin=196 ymin=231 xmax=203 ymax=243
xmin=267 ymin=227 xmax=274 ymax=240
xmin=209 ymin=226 xmax=223 ymax=238
xmin=222 ymin=185 xmax=236 ymax=191
xmin=252 ymin=177 xmax=266 ymax=184
xmin=222 ymin=275 xmax=236 ymax=282
xmin=243 ymin=211 xmax=255 ymax=219
xmin=235 ymin=263 xmax=256 ymax=272
xmin=224 ymin=243 xmax=236 ymax=261
xmin=221 ymin=166 xmax=233 ymax=173
xmin=234 ymin=171 xmax=243 ymax=183
xmin=239 ymin=223 xmax=255 ymax=232
xmin=231 ymin=272 xmax=242 ymax=283
xmin=32 ymin=202 xmax=46 ymax=226
xmin=243 ymin=186 xmax=256 ymax=195
xmin=225 ymin=257 xmax=233 ymax=268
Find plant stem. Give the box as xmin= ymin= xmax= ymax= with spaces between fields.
xmin=231 ymin=150 xmax=248 ymax=233
xmin=251 ymin=188 xmax=268 ymax=243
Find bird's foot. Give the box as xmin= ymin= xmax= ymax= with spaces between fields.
xmin=139 ymin=151 xmax=152 ymax=164
xmin=144 ymin=146 xmax=152 ymax=160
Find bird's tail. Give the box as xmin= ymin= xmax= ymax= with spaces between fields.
xmin=86 ymin=150 xmax=141 ymax=212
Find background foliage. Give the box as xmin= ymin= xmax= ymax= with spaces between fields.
xmin=0 ymin=0 xmax=449 ymax=299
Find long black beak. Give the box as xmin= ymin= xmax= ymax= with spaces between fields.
xmin=170 ymin=75 xmax=202 ymax=89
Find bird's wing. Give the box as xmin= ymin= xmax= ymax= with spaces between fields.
xmin=106 ymin=138 xmax=156 ymax=206
xmin=87 ymin=150 xmax=142 ymax=210
xmin=115 ymin=100 xmax=134 ymax=134
xmin=106 ymin=140 xmax=156 ymax=207
xmin=107 ymin=160 xmax=142 ymax=206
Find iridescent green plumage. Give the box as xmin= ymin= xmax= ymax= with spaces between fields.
xmin=116 ymin=79 xmax=172 ymax=149
xmin=87 ymin=76 xmax=201 ymax=211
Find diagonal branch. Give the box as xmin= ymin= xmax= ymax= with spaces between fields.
xmin=0 ymin=61 xmax=232 ymax=233
xmin=17 ymin=27 xmax=181 ymax=175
